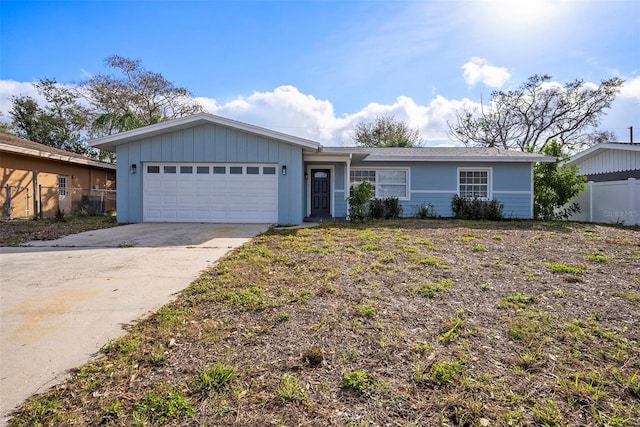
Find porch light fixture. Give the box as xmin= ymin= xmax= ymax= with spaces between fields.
xmin=282 ymin=165 xmax=287 ymax=175
xmin=130 ymin=163 xmax=137 ymax=174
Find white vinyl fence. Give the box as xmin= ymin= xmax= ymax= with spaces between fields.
xmin=567 ymin=178 xmax=639 ymax=226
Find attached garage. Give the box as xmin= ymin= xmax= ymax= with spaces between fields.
xmin=143 ymin=163 xmax=278 ymax=223
xmin=90 ymin=113 xmax=319 ymax=225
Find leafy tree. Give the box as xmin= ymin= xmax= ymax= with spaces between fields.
xmin=352 ymin=115 xmax=421 ymax=147
xmin=8 ymin=79 xmax=92 ymax=155
xmin=83 ymin=55 xmax=203 ymax=136
xmin=534 ymin=140 xmax=587 ymax=221
xmin=448 ymin=75 xmax=624 ymax=152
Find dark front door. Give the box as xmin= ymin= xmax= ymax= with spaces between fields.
xmin=311 ymin=169 xmax=331 ymax=216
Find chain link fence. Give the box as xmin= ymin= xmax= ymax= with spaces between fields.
xmin=2 ymin=185 xmax=116 ymax=220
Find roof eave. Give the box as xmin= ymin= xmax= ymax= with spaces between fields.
xmin=361 ymin=155 xmax=555 ymax=162
xmin=569 ymin=143 xmax=640 ymax=164
xmin=0 ymin=143 xmax=116 ymax=169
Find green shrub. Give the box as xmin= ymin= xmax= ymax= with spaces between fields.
xmin=369 ymin=198 xmax=385 ymax=219
xmin=383 ymin=197 xmax=402 ymax=219
xmin=348 ymin=181 xmax=374 ymax=221
xmin=451 ymin=195 xmax=504 ymax=220
xmin=369 ymin=197 xmax=402 ymax=219
xmin=416 ymin=203 xmax=437 ymax=219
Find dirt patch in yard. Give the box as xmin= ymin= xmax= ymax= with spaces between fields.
xmin=0 ymin=216 xmax=119 ymax=246
xmin=8 ymin=220 xmax=640 ymax=426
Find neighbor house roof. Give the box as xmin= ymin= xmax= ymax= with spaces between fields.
xmin=321 ymin=146 xmax=554 ymax=162
xmin=89 ymin=112 xmax=321 ymax=151
xmin=569 ymin=142 xmax=640 ymax=163
xmin=0 ymin=133 xmax=116 ymax=169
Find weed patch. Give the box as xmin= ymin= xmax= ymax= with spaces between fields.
xmin=409 ymin=278 xmax=454 ymax=298
xmin=342 ymin=371 xmax=378 ymax=394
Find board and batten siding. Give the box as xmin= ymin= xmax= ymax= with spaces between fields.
xmin=347 ymin=161 xmax=535 ymax=219
xmin=574 ymin=147 xmax=640 ymax=175
xmin=116 ymin=123 xmax=305 ymax=224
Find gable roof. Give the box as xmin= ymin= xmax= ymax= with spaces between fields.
xmin=322 ymin=146 xmax=554 ymax=163
xmin=0 ymin=133 xmax=116 ymax=169
xmin=569 ymin=142 xmax=640 ymax=163
xmin=89 ymin=112 xmax=321 ymax=151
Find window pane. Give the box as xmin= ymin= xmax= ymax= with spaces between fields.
xmin=213 ymin=167 xmax=226 ymax=174
xmin=378 ymin=170 xmax=406 ymax=184
xmin=196 ymin=166 xmax=209 ymax=174
xmin=230 ymin=167 xmax=243 ymax=174
xmin=378 ymin=170 xmax=407 ymax=198
xmin=263 ymin=167 xmax=276 ymax=175
xmin=459 ymin=170 xmax=488 ymax=199
xmin=247 ymin=167 xmax=259 ymax=174
xmin=180 ymin=166 xmax=193 ymax=174
xmin=164 ymin=166 xmax=176 ymax=173
xmin=350 ymin=170 xmax=376 ymax=186
xmin=147 ymin=166 xmax=160 ymax=174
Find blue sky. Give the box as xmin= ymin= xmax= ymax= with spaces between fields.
xmin=1 ymin=0 xmax=639 ymax=146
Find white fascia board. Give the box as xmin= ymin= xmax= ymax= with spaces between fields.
xmin=89 ymin=112 xmax=321 ymax=151
xmin=0 ymin=143 xmax=116 ymax=169
xmin=304 ymin=154 xmax=352 ymax=162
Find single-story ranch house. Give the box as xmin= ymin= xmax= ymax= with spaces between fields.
xmin=90 ymin=113 xmax=552 ymax=225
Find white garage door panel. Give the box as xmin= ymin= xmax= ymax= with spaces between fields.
xmin=143 ymin=163 xmax=278 ymax=223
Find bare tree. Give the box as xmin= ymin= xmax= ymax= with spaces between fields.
xmin=83 ymin=55 xmax=203 ymax=136
xmin=448 ymin=75 xmax=624 ymax=152
xmin=352 ymin=115 xmax=421 ymax=147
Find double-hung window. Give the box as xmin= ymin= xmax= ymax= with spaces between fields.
xmin=350 ymin=169 xmax=409 ymax=200
xmin=458 ymin=169 xmax=490 ymax=199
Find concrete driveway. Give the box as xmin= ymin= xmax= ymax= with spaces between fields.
xmin=0 ymin=223 xmax=269 ymax=423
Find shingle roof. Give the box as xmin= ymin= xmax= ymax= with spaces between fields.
xmin=0 ymin=133 xmax=116 ymax=169
xmin=321 ymin=146 xmax=553 ymax=162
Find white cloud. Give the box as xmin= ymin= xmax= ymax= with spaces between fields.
xmin=462 ymin=57 xmax=511 ymax=88
xmin=197 ymin=87 xmax=472 ymax=146
xmin=619 ymin=75 xmax=640 ymax=100
xmin=0 ymin=80 xmax=41 ymax=117
xmin=3 ymin=78 xmax=634 ymax=145
xmin=600 ymin=76 xmax=640 ymax=142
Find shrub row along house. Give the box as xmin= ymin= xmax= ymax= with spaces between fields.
xmin=0 ymin=133 xmax=116 ymax=219
xmin=89 ymin=113 xmax=551 ymax=225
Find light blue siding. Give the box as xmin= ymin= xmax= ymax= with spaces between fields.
xmin=116 ymin=123 xmax=305 ymax=224
xmin=346 ymin=161 xmax=534 ymax=219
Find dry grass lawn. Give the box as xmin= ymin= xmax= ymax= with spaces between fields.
xmin=0 ymin=215 xmax=118 ymax=246
xmin=8 ymin=220 xmax=640 ymax=426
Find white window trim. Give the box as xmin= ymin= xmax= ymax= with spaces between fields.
xmin=457 ymin=167 xmax=492 ymax=200
xmin=350 ymin=167 xmax=411 ymax=201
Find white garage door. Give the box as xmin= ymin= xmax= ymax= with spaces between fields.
xmin=143 ymin=163 xmax=278 ymax=223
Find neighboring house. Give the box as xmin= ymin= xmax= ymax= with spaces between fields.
xmin=566 ymin=142 xmax=640 ymax=225
xmin=1 ymin=133 xmax=116 ymax=219
xmin=89 ymin=113 xmax=550 ymax=225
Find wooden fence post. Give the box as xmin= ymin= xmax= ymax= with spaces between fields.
xmin=5 ymin=184 xmax=11 ymax=220
xmin=32 ymin=169 xmax=38 ymax=220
